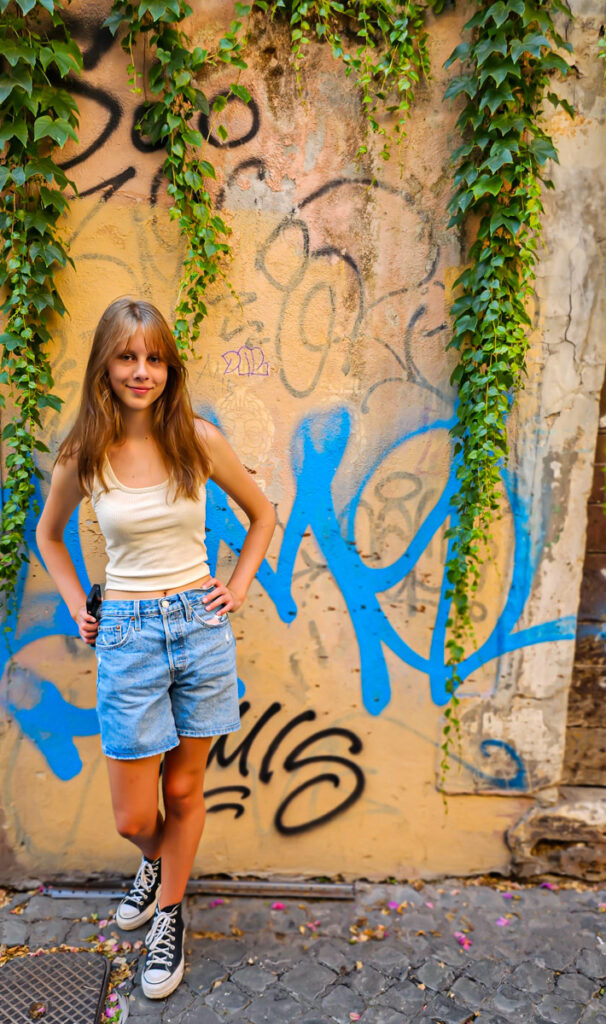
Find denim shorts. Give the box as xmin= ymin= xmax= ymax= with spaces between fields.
xmin=95 ymin=587 xmax=240 ymax=760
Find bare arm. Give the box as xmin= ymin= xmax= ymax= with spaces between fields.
xmin=35 ymin=457 xmax=99 ymax=643
xmin=198 ymin=420 xmax=275 ymax=613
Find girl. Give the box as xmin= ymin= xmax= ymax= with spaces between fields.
xmin=36 ymin=297 xmax=275 ymax=1000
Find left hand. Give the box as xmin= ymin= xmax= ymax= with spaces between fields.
xmin=202 ymin=578 xmax=244 ymax=614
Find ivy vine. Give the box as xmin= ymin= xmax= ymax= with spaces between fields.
xmin=104 ymin=0 xmax=252 ymax=352
xmin=0 ymin=0 xmax=82 ymax=617
xmin=255 ymin=0 xmax=431 ymax=161
xmin=439 ymin=0 xmax=573 ymax=786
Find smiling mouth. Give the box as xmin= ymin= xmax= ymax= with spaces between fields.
xmin=127 ymin=386 xmax=152 ymax=393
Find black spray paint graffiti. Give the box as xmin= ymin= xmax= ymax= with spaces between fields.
xmin=206 ymin=700 xmax=364 ymax=835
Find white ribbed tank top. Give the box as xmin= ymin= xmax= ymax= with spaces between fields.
xmin=91 ymin=457 xmax=210 ymax=592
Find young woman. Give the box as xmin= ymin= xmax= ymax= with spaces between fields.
xmin=36 ymin=297 xmax=275 ymax=1000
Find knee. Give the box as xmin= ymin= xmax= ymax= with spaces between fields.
xmin=163 ymin=777 xmax=205 ymax=817
xmin=115 ymin=815 xmax=157 ymax=842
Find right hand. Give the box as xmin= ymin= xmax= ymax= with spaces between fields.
xmin=74 ymin=606 xmax=100 ymax=645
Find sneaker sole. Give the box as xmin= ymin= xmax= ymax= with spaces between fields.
xmin=142 ymin=955 xmax=185 ymax=999
xmin=115 ymin=892 xmax=159 ymax=931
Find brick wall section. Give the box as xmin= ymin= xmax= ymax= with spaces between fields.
xmin=563 ymin=374 xmax=606 ymax=784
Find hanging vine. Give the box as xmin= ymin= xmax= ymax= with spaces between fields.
xmin=0 ymin=0 xmax=82 ymax=615
xmin=254 ymin=0 xmax=432 ymax=161
xmin=438 ymin=0 xmax=573 ymax=785
xmin=104 ymin=0 xmax=251 ymax=352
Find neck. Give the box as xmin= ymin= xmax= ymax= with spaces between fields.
xmin=121 ymin=406 xmax=154 ymax=440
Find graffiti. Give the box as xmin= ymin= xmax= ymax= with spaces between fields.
xmin=207 ymin=701 xmax=364 ymax=833
xmin=0 ymin=397 xmax=575 ymax=798
xmin=204 ymin=406 xmax=576 ymax=715
xmin=222 ymin=345 xmax=269 ymax=376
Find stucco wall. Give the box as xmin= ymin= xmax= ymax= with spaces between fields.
xmin=0 ymin=1 xmax=605 ymax=883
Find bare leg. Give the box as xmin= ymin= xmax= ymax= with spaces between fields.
xmin=105 ymin=753 xmax=164 ymax=859
xmin=158 ymin=736 xmax=213 ymax=907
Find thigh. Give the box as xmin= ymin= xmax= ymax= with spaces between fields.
xmin=162 ymin=737 xmax=213 ymax=801
xmin=105 ymin=753 xmax=163 ymax=824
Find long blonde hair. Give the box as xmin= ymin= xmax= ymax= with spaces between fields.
xmin=58 ymin=297 xmax=211 ymax=497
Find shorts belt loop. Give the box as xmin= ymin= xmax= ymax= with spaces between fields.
xmin=134 ymin=601 xmax=141 ymax=631
xmin=179 ymin=591 xmax=192 ymax=622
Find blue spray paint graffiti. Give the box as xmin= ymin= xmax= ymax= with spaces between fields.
xmin=0 ymin=407 xmax=575 ymax=788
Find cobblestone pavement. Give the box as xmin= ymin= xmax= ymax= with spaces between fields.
xmin=1 ymin=879 xmax=605 ymax=1023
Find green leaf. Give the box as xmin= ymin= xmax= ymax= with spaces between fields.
xmin=486 ymin=1 xmax=509 ymax=28
xmin=102 ymin=9 xmax=124 ymax=35
xmin=0 ymin=119 xmax=27 ymax=147
xmin=230 ymin=83 xmax=251 ymax=103
xmin=444 ymin=41 xmax=471 ymax=69
xmin=444 ymin=76 xmax=475 ymax=101
xmin=529 ymin=136 xmax=558 ymax=165
xmin=33 ymin=115 xmax=78 ymax=147
xmin=0 ymin=40 xmax=35 ymax=66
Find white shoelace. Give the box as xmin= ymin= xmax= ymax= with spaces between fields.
xmin=145 ymin=910 xmax=177 ymax=969
xmin=127 ymin=860 xmax=157 ymax=905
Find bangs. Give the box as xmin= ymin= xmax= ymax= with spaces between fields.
xmin=108 ymin=302 xmax=181 ymax=367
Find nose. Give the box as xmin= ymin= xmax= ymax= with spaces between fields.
xmin=133 ymin=358 xmax=150 ymax=380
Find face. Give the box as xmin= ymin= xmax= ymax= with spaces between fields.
xmin=106 ymin=326 xmax=168 ymax=415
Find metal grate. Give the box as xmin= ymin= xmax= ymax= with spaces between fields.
xmin=0 ymin=952 xmax=110 ymax=1024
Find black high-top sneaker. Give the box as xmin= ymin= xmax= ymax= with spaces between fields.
xmin=142 ymin=901 xmax=185 ymax=999
xmin=115 ymin=855 xmax=161 ymax=930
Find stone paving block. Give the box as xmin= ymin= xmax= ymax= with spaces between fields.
xmin=19 ymin=895 xmax=64 ymax=921
xmin=231 ymin=963 xmax=277 ymax=994
xmin=281 ymin=961 xmax=336 ymax=1000
xmin=489 ymin=982 xmax=534 ymax=1018
xmin=556 ymin=972 xmax=599 ymax=1002
xmin=184 ymin=957 xmax=227 ymax=994
xmin=580 ymin=1009 xmax=606 ymax=1024
xmin=0 ymin=917 xmax=28 ymax=945
xmin=204 ymin=980 xmax=252 ymax=1016
xmin=420 ymin=993 xmax=475 ymax=1024
xmin=375 ymin=979 xmax=426 ymax=1013
xmin=65 ymin=919 xmax=106 ymax=944
xmin=313 ymin=940 xmax=350 ymax=973
xmin=365 ymin=941 xmax=408 ymax=978
xmin=535 ymin=994 xmax=586 ymax=1024
xmin=177 ymin=1005 xmax=223 ymax=1024
xmin=415 ymin=959 xmax=456 ymax=991
xmin=465 ymin=958 xmax=507 ymax=988
xmin=449 ymin=974 xmax=488 ymax=1006
xmin=245 ymin=988 xmax=303 ymax=1024
xmin=27 ymin=916 xmax=70 ymax=947
xmin=510 ymin=961 xmax=555 ymax=994
xmin=349 ymin=963 xmax=388 ymax=999
xmin=162 ymin=982 xmax=196 ymax=1022
xmin=195 ymin=937 xmax=249 ymax=966
xmin=366 ymin=1008 xmax=408 ymax=1024
xmin=321 ymin=982 xmax=365 ymax=1023
xmin=576 ymin=948 xmax=606 ymax=980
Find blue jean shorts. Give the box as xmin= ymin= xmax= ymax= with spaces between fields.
xmin=95 ymin=587 xmax=240 ymax=760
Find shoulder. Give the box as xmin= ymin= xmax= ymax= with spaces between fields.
xmin=194 ymin=417 xmax=225 ymax=451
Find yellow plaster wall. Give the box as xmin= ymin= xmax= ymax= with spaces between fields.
xmin=0 ymin=1 xmax=605 ymax=883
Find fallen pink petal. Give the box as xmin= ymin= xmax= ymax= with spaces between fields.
xmin=271 ymin=902 xmax=286 ymax=910
xmin=496 ymin=917 xmax=510 ymax=926
xmin=388 ymin=901 xmax=400 ymax=910
xmin=425 ymin=901 xmax=434 ymax=908
xmin=502 ymin=892 xmax=514 ymax=899
xmin=454 ymin=931 xmax=473 ymax=950
xmin=209 ymin=898 xmax=224 ymax=907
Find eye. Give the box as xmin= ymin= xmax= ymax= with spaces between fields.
xmin=148 ymin=354 xmax=162 ymax=364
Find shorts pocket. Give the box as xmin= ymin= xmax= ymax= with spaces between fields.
xmin=96 ymin=616 xmax=134 ymax=650
xmin=190 ymin=596 xmax=228 ymax=628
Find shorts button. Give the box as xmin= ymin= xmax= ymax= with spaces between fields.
xmin=161 ymin=599 xmax=169 ymax=608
